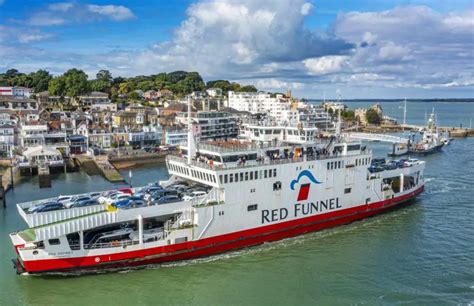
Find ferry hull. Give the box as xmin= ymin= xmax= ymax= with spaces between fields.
xmin=19 ymin=185 xmax=424 ymax=274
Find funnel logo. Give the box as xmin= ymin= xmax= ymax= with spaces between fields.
xmin=290 ymin=170 xmax=322 ymax=201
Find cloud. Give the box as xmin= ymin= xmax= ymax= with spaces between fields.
xmin=87 ymin=5 xmax=136 ymax=21
xmin=0 ymin=26 xmax=53 ymax=44
xmin=26 ymin=3 xmax=135 ymax=26
xmin=303 ymin=56 xmax=348 ymax=75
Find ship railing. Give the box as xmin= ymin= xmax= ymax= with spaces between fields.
xmin=167 ymin=150 xmax=371 ymax=172
xmin=79 ymin=239 xmax=141 ymax=250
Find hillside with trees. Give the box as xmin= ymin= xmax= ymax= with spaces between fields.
xmin=0 ymin=69 xmax=259 ymax=102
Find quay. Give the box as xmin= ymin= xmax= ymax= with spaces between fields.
xmin=74 ymin=155 xmax=124 ymax=183
xmin=353 ymin=124 xmax=473 ymax=137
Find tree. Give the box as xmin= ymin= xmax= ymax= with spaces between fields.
xmin=129 ymin=91 xmax=140 ymax=100
xmin=96 ymin=70 xmax=112 ymax=83
xmin=63 ymin=69 xmax=88 ymax=98
xmin=240 ymin=85 xmax=258 ymax=92
xmin=365 ymin=108 xmax=382 ymax=125
xmin=48 ymin=77 xmax=66 ymax=96
xmin=89 ymin=79 xmax=110 ymax=93
xmin=29 ymin=70 xmax=52 ymax=92
xmin=119 ymin=82 xmax=132 ymax=94
xmin=341 ymin=110 xmax=355 ymax=121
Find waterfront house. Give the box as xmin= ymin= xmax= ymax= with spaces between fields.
xmin=19 ymin=122 xmax=47 ymax=147
xmin=0 ymin=124 xmax=15 ymax=153
xmin=68 ymin=135 xmax=88 ymax=154
xmin=88 ymin=128 xmax=113 ymax=148
xmin=19 ymin=145 xmax=64 ymax=168
xmin=164 ymin=128 xmax=187 ymax=145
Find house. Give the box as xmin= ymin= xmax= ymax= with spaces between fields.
xmin=206 ymin=88 xmax=223 ymax=97
xmin=164 ymin=128 xmax=187 ymax=145
xmin=0 ymin=86 xmax=32 ymax=98
xmin=128 ymin=126 xmax=163 ymax=148
xmin=113 ymin=111 xmax=142 ymax=129
xmin=78 ymin=92 xmax=111 ymax=111
xmin=19 ymin=122 xmax=48 ymax=147
xmin=144 ymin=90 xmax=159 ymax=101
xmin=158 ymin=89 xmax=173 ymax=98
xmin=0 ymin=124 xmax=15 ymax=153
xmin=0 ymin=96 xmax=39 ymax=111
xmin=88 ymin=128 xmax=113 ymax=148
xmin=36 ymin=91 xmax=72 ymax=110
xmin=68 ymin=135 xmax=88 ymax=154
xmin=19 ymin=145 xmax=64 ymax=168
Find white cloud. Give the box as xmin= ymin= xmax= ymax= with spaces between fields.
xmin=26 ymin=3 xmax=135 ymax=26
xmin=87 ymin=5 xmax=136 ymax=21
xmin=378 ymin=41 xmax=411 ymax=61
xmin=301 ymin=3 xmax=313 ymax=16
xmin=303 ymin=56 xmax=348 ymax=75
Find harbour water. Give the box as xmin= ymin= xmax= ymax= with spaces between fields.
xmin=0 ymin=102 xmax=473 ymax=305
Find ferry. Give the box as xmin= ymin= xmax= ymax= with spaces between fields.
xmin=9 ymin=106 xmax=425 ymax=274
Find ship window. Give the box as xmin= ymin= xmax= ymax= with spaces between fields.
xmin=344 ymin=188 xmax=352 ymax=194
xmin=254 ymin=171 xmax=258 ymax=179
xmin=338 ymin=161 xmax=341 ymax=168
xmin=229 ymin=174 xmax=234 ymax=183
xmin=356 ymin=159 xmax=358 ymax=166
xmin=327 ymin=162 xmax=330 ymax=170
xmin=366 ymin=198 xmax=371 ymax=204
xmin=49 ymin=238 xmax=61 ymax=245
xmin=245 ymin=172 xmax=249 ymax=181
xmin=268 ymin=169 xmax=272 ymax=178
xmin=219 ymin=175 xmax=223 ymax=184
xmin=235 ymin=173 xmax=239 ymax=182
xmin=273 ymin=169 xmax=277 ymax=177
xmin=273 ymin=181 xmax=282 ymax=191
xmin=250 ymin=171 xmax=253 ymax=180
xmin=240 ymin=172 xmax=244 ymax=181
xmin=224 ymin=174 xmax=228 ymax=184
xmin=247 ymin=204 xmax=258 ymax=211
xmin=264 ymin=170 xmax=267 ymax=178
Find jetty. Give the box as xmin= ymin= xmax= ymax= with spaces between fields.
xmin=74 ymin=155 xmax=124 ymax=182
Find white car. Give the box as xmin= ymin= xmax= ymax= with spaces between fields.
xmin=182 ymin=190 xmax=207 ymax=201
xmin=98 ymin=192 xmax=126 ymax=204
xmin=404 ymin=158 xmax=419 ymax=167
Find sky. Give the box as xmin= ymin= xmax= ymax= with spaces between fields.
xmin=0 ymin=0 xmax=473 ymax=99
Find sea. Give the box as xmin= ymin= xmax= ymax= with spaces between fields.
xmin=0 ymin=101 xmax=473 ymax=305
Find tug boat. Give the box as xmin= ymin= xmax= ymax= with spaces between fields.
xmin=10 ymin=106 xmax=425 ymax=275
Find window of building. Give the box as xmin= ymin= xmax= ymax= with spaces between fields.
xmin=344 ymin=188 xmax=352 ymax=194
xmin=247 ymin=204 xmax=258 ymax=211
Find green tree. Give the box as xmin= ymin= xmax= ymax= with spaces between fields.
xmin=63 ymin=69 xmax=89 ymax=98
xmin=129 ymin=91 xmax=140 ymax=100
xmin=89 ymin=79 xmax=110 ymax=93
xmin=48 ymin=77 xmax=66 ymax=96
xmin=29 ymin=70 xmax=52 ymax=92
xmin=119 ymin=82 xmax=132 ymax=94
xmin=96 ymin=70 xmax=113 ymax=83
xmin=365 ymin=109 xmax=382 ymax=124
xmin=240 ymin=85 xmax=258 ymax=92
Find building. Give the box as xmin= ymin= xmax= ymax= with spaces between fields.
xmin=78 ymin=92 xmax=110 ymax=111
xmin=355 ymin=104 xmax=383 ymax=125
xmin=0 ymin=124 xmax=15 ymax=153
xmin=164 ymin=129 xmax=187 ymax=145
xmin=227 ymin=91 xmax=293 ymax=123
xmin=88 ymin=128 xmax=113 ymax=148
xmin=18 ymin=145 xmax=64 ymax=168
xmin=175 ymin=111 xmax=238 ymax=141
xmin=323 ymin=101 xmax=346 ymax=113
xmin=0 ymin=86 xmax=32 ymax=98
xmin=112 ymin=111 xmax=143 ymax=129
xmin=0 ymin=96 xmax=39 ymax=111
xmin=206 ymin=88 xmax=223 ymax=97
xmin=144 ymin=90 xmax=159 ymax=101
xmin=19 ymin=123 xmax=48 ymax=147
xmin=128 ymin=126 xmax=163 ymax=148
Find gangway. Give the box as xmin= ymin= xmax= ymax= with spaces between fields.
xmin=343 ymin=132 xmax=409 ymax=144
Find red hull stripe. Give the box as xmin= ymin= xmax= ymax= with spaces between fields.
xmin=21 ymin=186 xmax=424 ymax=273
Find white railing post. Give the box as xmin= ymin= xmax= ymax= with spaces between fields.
xmin=138 ymin=215 xmax=143 ymax=245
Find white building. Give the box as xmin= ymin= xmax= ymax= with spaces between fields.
xmin=19 ymin=123 xmax=48 ymax=147
xmin=228 ymin=91 xmax=294 ymax=123
xmin=175 ymin=111 xmax=237 ymax=141
xmin=128 ymin=126 xmax=163 ymax=147
xmin=206 ymin=88 xmax=223 ymax=97
xmin=0 ymin=124 xmax=15 ymax=153
xmin=164 ymin=129 xmax=188 ymax=145
xmin=19 ymin=146 xmax=63 ymax=168
xmin=0 ymin=86 xmax=32 ymax=98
